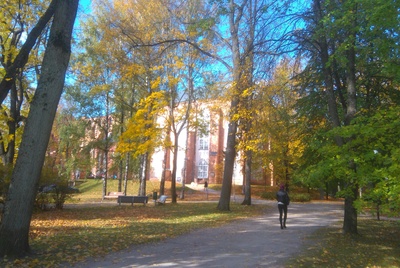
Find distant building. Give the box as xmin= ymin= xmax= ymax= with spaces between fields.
xmin=150 ymin=101 xmax=243 ymax=185
xmin=74 ymin=102 xmax=274 ymax=187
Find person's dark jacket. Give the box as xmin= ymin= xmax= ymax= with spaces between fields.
xmin=276 ymin=190 xmax=290 ymax=206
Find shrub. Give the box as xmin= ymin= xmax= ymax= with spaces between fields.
xmin=0 ymin=165 xmax=13 ymax=203
xmin=290 ymin=193 xmax=311 ymax=202
xmin=35 ymin=191 xmax=53 ymax=210
xmin=260 ymin=192 xmax=276 ymax=200
xmin=36 ymin=168 xmax=78 ymax=210
xmin=259 ymin=188 xmax=312 ymax=202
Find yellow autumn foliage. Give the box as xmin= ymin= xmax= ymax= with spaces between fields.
xmin=117 ymin=91 xmax=167 ymax=157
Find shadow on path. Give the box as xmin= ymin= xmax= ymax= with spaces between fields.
xmin=73 ymin=201 xmax=343 ymax=268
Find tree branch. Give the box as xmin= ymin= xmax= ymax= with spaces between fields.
xmin=0 ymin=0 xmax=58 ymax=105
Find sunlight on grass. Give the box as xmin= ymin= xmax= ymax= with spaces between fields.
xmin=287 ymin=219 xmax=400 ymax=268
xmin=3 ymin=179 xmax=398 ymax=267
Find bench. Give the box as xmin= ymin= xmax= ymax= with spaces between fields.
xmin=157 ymin=195 xmax=168 ymax=205
xmin=118 ymin=195 xmax=148 ymax=206
xmin=103 ymin=192 xmax=124 ymax=199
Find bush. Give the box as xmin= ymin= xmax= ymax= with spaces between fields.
xmin=35 ymin=191 xmax=53 ymax=210
xmin=0 ymin=165 xmax=13 ymax=203
xmin=259 ymin=188 xmax=312 ymax=202
xmin=35 ymin=168 xmax=78 ymax=210
xmin=290 ymin=193 xmax=311 ymax=202
xmin=260 ymin=192 xmax=276 ymax=200
xmin=36 ymin=183 xmax=79 ymax=210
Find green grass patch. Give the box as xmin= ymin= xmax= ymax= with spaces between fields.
xmin=287 ymin=218 xmax=400 ymax=268
xmin=69 ymin=179 xmax=146 ymax=203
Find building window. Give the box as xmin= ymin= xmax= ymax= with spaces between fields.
xmin=199 ymin=136 xmax=209 ymax=150
xmin=198 ymin=159 xmax=208 ymax=178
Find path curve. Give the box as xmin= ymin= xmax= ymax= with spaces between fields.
xmin=72 ymin=201 xmax=343 ymax=268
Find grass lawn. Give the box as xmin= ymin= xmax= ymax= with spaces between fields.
xmin=0 ymin=179 xmax=266 ymax=267
xmin=287 ymin=219 xmax=400 ymax=268
xmin=1 ymin=179 xmax=399 ymax=267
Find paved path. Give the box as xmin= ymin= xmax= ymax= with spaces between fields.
xmin=74 ymin=201 xmax=343 ymax=268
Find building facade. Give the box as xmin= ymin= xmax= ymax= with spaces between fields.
xmin=150 ymin=102 xmax=243 ymax=186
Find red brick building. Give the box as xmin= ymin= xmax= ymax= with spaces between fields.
xmin=150 ymin=101 xmax=243 ymax=185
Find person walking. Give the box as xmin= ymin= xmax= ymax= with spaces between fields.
xmin=276 ymin=184 xmax=290 ymax=229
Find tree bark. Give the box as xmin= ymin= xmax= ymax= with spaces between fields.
xmin=342 ymin=20 xmax=358 ymax=234
xmin=241 ymin=149 xmax=252 ymax=205
xmin=171 ymin=135 xmax=179 ymax=203
xmin=313 ymin=0 xmax=358 ymax=234
xmin=313 ymin=0 xmax=342 ymax=132
xmin=0 ymin=0 xmax=78 ymax=257
xmin=217 ymin=115 xmax=238 ymax=210
xmin=217 ymin=0 xmax=244 ymax=211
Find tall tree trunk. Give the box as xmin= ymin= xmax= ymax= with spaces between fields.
xmin=314 ymin=0 xmax=358 ymax=234
xmin=171 ymin=135 xmax=179 ymax=203
xmin=217 ymin=112 xmax=238 ymax=210
xmin=240 ymin=0 xmax=255 ymax=206
xmin=102 ymin=92 xmax=111 ymax=198
xmin=118 ymin=159 xmax=123 ymax=192
xmin=343 ymin=182 xmax=358 ymax=233
xmin=0 ymin=0 xmax=78 ymax=257
xmin=160 ymin=148 xmax=167 ymax=196
xmin=123 ymin=153 xmax=130 ymax=195
xmin=217 ymin=0 xmax=243 ymax=211
xmin=343 ymin=22 xmax=358 ymax=234
xmin=159 ymin=129 xmax=171 ymax=196
xmin=241 ymin=149 xmax=252 ymax=205
xmin=180 ymin=125 xmax=190 ymax=200
xmin=138 ymin=153 xmax=146 ymax=196
xmin=138 ymin=151 xmax=150 ymax=196
xmin=314 ymin=0 xmax=342 ymax=131
xmin=118 ymin=110 xmax=124 ymax=192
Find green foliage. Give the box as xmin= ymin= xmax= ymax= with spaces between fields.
xmin=259 ymin=187 xmax=312 ymax=202
xmin=35 ymin=168 xmax=77 ymax=210
xmin=260 ymin=191 xmax=276 ymax=200
xmin=294 ymin=0 xmax=400 ymax=214
xmin=290 ymin=193 xmax=311 ymax=202
xmin=296 ymin=106 xmax=400 ymax=214
xmin=251 ymin=58 xmax=303 ymax=185
xmin=0 ymin=165 xmax=12 ymax=202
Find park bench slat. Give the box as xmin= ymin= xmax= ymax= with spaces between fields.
xmin=103 ymin=192 xmax=124 ymax=199
xmin=118 ymin=195 xmax=148 ymax=205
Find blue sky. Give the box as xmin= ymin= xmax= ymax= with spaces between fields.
xmin=79 ymin=0 xmax=91 ymax=13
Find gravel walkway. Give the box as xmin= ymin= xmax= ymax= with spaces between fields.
xmin=72 ymin=201 xmax=344 ymax=268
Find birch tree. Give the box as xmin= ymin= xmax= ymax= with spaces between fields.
xmin=216 ymin=0 xmax=292 ymax=210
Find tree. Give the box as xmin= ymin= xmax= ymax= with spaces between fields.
xmin=250 ymin=58 xmax=302 ymax=190
xmin=294 ymin=0 xmax=400 ymax=234
xmin=0 ymin=0 xmax=57 ymax=165
xmin=79 ymin=0 xmax=171 ymax=196
xmin=0 ymin=0 xmax=57 ymax=106
xmin=68 ymin=2 xmax=140 ymax=197
xmin=0 ymin=0 xmax=78 ymax=257
xmin=50 ymin=111 xmax=90 ymax=182
xmin=91 ymin=0 xmax=217 ymax=202
xmin=117 ymin=92 xmax=167 ymax=191
xmin=216 ymin=0 xmax=292 ymax=210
